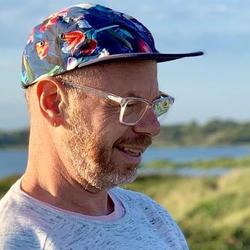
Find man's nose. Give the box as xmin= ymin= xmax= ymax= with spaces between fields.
xmin=132 ymin=108 xmax=161 ymax=137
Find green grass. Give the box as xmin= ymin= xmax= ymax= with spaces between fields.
xmin=144 ymin=156 xmax=250 ymax=169
xmin=187 ymin=156 xmax=250 ymax=169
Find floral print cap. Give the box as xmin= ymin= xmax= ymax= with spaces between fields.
xmin=21 ymin=3 xmax=203 ymax=87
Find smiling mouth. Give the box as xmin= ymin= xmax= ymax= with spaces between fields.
xmin=115 ymin=145 xmax=144 ymax=157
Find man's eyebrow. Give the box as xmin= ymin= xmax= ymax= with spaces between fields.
xmin=124 ymin=92 xmax=142 ymax=98
xmin=123 ymin=91 xmax=162 ymax=101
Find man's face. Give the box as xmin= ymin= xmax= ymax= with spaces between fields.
xmin=60 ymin=61 xmax=160 ymax=191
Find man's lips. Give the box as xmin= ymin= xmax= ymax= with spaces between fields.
xmin=115 ymin=144 xmax=146 ymax=157
xmin=114 ymin=135 xmax=152 ymax=158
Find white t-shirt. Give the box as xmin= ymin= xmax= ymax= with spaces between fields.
xmin=0 ymin=179 xmax=189 ymax=250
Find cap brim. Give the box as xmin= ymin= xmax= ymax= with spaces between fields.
xmin=78 ymin=51 xmax=204 ymax=68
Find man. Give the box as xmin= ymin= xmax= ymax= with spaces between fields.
xmin=0 ymin=4 xmax=203 ymax=250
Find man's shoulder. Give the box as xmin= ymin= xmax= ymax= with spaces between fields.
xmin=0 ymin=225 xmax=45 ymax=250
xmin=112 ymin=187 xmax=188 ymax=248
xmin=112 ymin=187 xmax=179 ymax=230
xmin=0 ymin=181 xmax=35 ymax=227
xmin=0 ymin=180 xmax=57 ymax=229
xmin=112 ymin=186 xmax=151 ymax=199
xmin=0 ymin=180 xmax=35 ymax=222
xmin=0 ymin=182 xmax=47 ymax=249
xmin=112 ymin=187 xmax=160 ymax=203
xmin=0 ymin=181 xmax=24 ymax=222
xmin=112 ymin=187 xmax=167 ymax=213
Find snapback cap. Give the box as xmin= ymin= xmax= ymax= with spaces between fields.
xmin=21 ymin=3 xmax=203 ymax=88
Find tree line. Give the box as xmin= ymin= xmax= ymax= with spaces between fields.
xmin=154 ymin=119 xmax=250 ymax=146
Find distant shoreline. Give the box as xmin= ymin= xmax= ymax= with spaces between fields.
xmin=1 ymin=119 xmax=250 ymax=148
xmin=1 ymin=143 xmax=250 ymax=151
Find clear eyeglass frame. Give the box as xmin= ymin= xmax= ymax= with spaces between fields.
xmin=60 ymin=80 xmax=174 ymax=126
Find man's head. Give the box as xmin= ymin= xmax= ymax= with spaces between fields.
xmin=25 ymin=60 xmax=160 ymax=192
xmin=22 ymin=4 xmax=203 ymax=191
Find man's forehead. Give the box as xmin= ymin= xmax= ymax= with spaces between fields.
xmin=78 ymin=60 xmax=157 ymax=75
xmin=84 ymin=60 xmax=158 ymax=95
xmin=83 ymin=60 xmax=157 ymax=80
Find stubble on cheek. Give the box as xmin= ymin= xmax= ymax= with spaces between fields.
xmin=61 ymin=101 xmax=138 ymax=191
xmin=61 ymin=109 xmax=106 ymax=188
xmin=63 ymin=124 xmax=138 ymax=190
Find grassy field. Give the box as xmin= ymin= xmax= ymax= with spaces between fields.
xmin=143 ymin=156 xmax=250 ymax=169
xmin=1 ymin=159 xmax=250 ymax=250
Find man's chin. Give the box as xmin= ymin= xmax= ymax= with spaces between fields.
xmin=111 ymin=167 xmax=138 ymax=187
xmin=97 ymin=168 xmax=138 ymax=190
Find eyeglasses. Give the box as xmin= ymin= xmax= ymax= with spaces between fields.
xmin=61 ymin=81 xmax=174 ymax=126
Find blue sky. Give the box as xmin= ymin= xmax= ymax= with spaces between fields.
xmin=0 ymin=0 xmax=249 ymax=130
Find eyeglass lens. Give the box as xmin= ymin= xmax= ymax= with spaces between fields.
xmin=122 ymin=99 xmax=148 ymax=124
xmin=121 ymin=97 xmax=171 ymax=124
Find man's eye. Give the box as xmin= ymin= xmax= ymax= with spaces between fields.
xmin=126 ymin=99 xmax=140 ymax=106
xmin=103 ymin=99 xmax=119 ymax=107
xmin=126 ymin=102 xmax=137 ymax=107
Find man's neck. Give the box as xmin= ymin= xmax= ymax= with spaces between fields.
xmin=21 ymin=167 xmax=114 ymax=216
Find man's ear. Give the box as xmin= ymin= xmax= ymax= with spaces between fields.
xmin=36 ymin=78 xmax=65 ymax=126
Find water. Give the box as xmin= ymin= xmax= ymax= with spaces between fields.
xmin=0 ymin=145 xmax=250 ymax=179
xmin=142 ymin=145 xmax=250 ymax=163
xmin=0 ymin=149 xmax=28 ymax=178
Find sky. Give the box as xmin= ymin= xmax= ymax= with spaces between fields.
xmin=0 ymin=0 xmax=249 ymax=130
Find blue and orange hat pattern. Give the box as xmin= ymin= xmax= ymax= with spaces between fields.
xmin=21 ymin=3 xmax=203 ymax=88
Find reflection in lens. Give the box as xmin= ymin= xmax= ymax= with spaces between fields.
xmin=153 ymin=98 xmax=171 ymax=117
